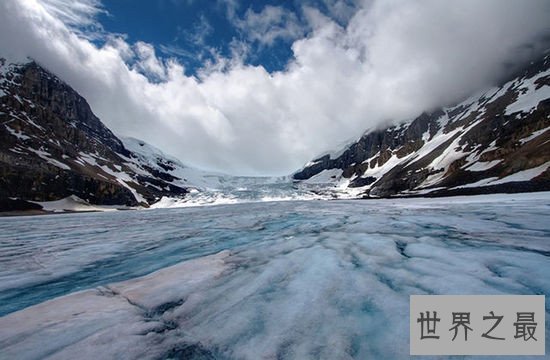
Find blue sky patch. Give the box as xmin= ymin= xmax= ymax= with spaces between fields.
xmin=97 ymin=0 xmax=323 ymax=75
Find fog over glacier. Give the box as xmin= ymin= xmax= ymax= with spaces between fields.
xmin=1 ymin=0 xmax=549 ymax=174
xmin=1 ymin=193 xmax=549 ymax=358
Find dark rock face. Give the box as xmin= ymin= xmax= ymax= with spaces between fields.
xmin=294 ymin=54 xmax=550 ymax=197
xmin=0 ymin=59 xmax=188 ymax=207
xmin=294 ymin=110 xmax=444 ymax=182
xmin=0 ymin=198 xmax=43 ymax=212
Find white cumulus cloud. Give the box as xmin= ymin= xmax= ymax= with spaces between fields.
xmin=0 ymin=0 xmax=549 ymax=175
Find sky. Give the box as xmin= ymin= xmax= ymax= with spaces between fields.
xmin=0 ymin=0 xmax=549 ymax=175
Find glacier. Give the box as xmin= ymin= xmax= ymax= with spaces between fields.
xmin=0 ymin=193 xmax=549 ymax=359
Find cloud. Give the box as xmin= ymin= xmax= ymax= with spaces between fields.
xmin=217 ymin=0 xmax=240 ymax=20
xmin=234 ymin=5 xmax=307 ymax=46
xmin=39 ymin=0 xmax=107 ymax=40
xmin=40 ymin=0 xmax=104 ymax=27
xmin=133 ymin=42 xmax=167 ymax=80
xmin=158 ymin=43 xmax=195 ymax=60
xmin=303 ymin=0 xmax=360 ymax=25
xmin=159 ymin=15 xmax=216 ymax=71
xmin=0 ymin=0 xmax=549 ymax=175
xmin=185 ymin=14 xmax=214 ymax=46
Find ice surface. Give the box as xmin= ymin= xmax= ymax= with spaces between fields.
xmin=0 ymin=193 xmax=549 ymax=359
xmin=150 ymin=182 xmax=329 ymax=208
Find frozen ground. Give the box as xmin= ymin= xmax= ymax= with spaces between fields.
xmin=0 ymin=193 xmax=549 ymax=359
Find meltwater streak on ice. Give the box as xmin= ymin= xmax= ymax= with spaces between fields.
xmin=0 ymin=194 xmax=549 ymax=358
xmin=0 ymin=205 xmax=313 ymax=316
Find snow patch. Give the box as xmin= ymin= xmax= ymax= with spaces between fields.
xmin=489 ymin=162 xmax=549 ymax=185
xmin=28 ymin=148 xmax=71 ymax=170
xmin=505 ymin=68 xmax=550 ymax=115
xmin=464 ymin=160 xmax=501 ymax=172
xmin=302 ymin=168 xmax=343 ymax=184
xmin=4 ymin=125 xmax=30 ymax=140
xmin=34 ymin=195 xmax=129 ymax=212
xmin=519 ymin=127 xmax=549 ymax=145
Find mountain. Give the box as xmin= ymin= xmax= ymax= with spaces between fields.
xmin=0 ymin=58 xmax=191 ymax=209
xmin=121 ymin=136 xmax=243 ymax=191
xmin=293 ymin=54 xmax=550 ymax=197
xmin=2 ymin=52 xmax=549 ymax=212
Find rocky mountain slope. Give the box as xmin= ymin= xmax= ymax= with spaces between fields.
xmin=0 ymin=58 xmax=191 ymax=208
xmin=294 ymin=54 xmax=550 ymax=197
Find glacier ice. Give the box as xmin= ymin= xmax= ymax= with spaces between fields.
xmin=0 ymin=192 xmax=549 ymax=359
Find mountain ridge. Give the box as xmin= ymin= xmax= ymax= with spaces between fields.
xmin=293 ymin=53 xmax=550 ymax=197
